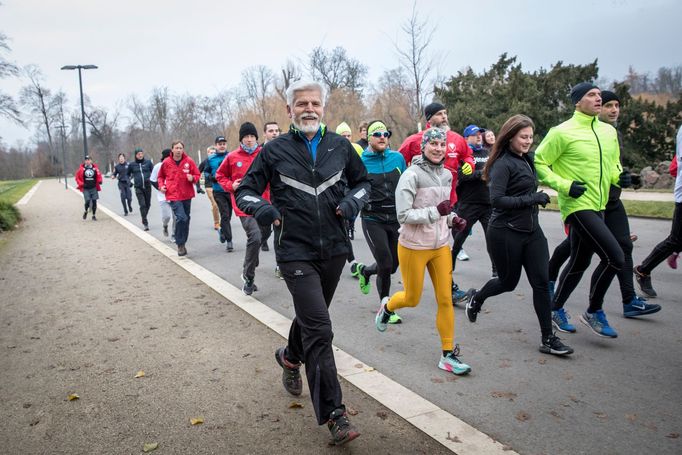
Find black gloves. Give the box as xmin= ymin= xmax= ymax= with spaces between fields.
xmin=336 ymin=200 xmax=357 ymax=220
xmin=532 ymin=191 xmax=551 ymax=207
xmin=569 ymin=181 xmax=587 ymax=198
xmin=436 ymin=200 xmax=451 ymax=216
xmin=253 ymin=204 xmax=281 ymax=226
xmin=619 ymin=171 xmax=632 ymax=189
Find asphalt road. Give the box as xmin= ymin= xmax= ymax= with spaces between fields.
xmin=97 ymin=178 xmax=681 ymax=455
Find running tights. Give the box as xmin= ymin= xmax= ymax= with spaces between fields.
xmin=360 ymin=219 xmax=399 ymax=299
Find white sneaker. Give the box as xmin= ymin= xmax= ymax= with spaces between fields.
xmin=457 ymin=249 xmax=470 ymax=261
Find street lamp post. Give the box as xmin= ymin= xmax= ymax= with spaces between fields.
xmin=61 ymin=64 xmax=97 ymax=160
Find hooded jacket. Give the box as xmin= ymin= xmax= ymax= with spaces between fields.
xmin=156 ymin=152 xmax=200 ymax=201
xmin=534 ymin=110 xmax=621 ymax=221
xmin=113 ymin=162 xmax=130 ymax=183
xmin=399 ymin=124 xmax=475 ymax=205
xmin=236 ymin=125 xmax=370 ymax=262
xmin=128 ymin=157 xmax=154 ymax=189
xmin=76 ymin=162 xmax=103 ymax=191
xmin=395 ymin=155 xmax=455 ymax=250
xmin=360 ymin=147 xmax=406 ymax=224
xmin=215 ymin=145 xmax=270 ymax=217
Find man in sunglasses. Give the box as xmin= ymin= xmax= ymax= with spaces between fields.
xmin=399 ymin=103 xmax=475 ymax=303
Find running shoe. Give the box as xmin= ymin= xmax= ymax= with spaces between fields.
xmin=349 ymin=261 xmax=363 ymax=279
xmin=375 ymin=297 xmax=392 ymax=332
xmin=274 ymin=347 xmax=302 ymax=396
xmin=261 ymin=242 xmax=269 ymax=252
xmin=539 ymin=333 xmax=574 ymax=356
xmin=128 ymin=205 xmax=133 ymax=213
xmin=218 ymin=230 xmax=226 ymax=244
xmin=388 ymin=312 xmax=402 ymax=324
xmin=452 ymin=283 xmax=467 ymax=305
xmin=438 ymin=345 xmax=471 ymax=375
xmin=623 ymin=296 xmax=661 ymax=318
xmin=464 ymin=289 xmax=482 ymax=323
xmin=580 ymin=310 xmax=618 ymax=338
xmin=275 ymin=266 xmax=283 ymax=280
xmin=358 ymin=264 xmax=370 ymax=295
xmin=634 ymin=265 xmax=657 ymax=298
xmin=163 ymin=225 xmax=169 ymax=237
xmin=226 ymin=241 xmax=234 ymax=252
xmin=241 ymin=273 xmax=257 ymax=295
xmin=457 ymin=249 xmax=470 ymax=261
xmin=177 ymin=245 xmax=187 ymax=257
xmin=667 ymin=253 xmax=679 ymax=270
xmin=92 ymin=215 xmax=97 ymax=221
xmin=327 ymin=407 xmax=360 ymax=446
xmin=82 ymin=211 xmax=87 ymax=220
xmin=552 ymin=308 xmax=576 ymax=333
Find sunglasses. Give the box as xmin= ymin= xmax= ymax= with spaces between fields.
xmin=371 ymin=131 xmax=391 ymax=138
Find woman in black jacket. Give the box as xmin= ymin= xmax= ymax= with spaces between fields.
xmin=464 ymin=114 xmax=573 ymax=356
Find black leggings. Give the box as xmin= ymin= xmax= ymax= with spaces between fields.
xmin=279 ymin=254 xmax=346 ymax=425
xmin=84 ymin=200 xmax=97 ymax=214
xmin=213 ymin=191 xmax=233 ymax=242
xmin=451 ymin=202 xmax=494 ymax=272
xmin=549 ymin=199 xmax=635 ymax=305
xmin=476 ymin=226 xmax=552 ymax=338
xmin=553 ymin=210 xmax=624 ymax=313
xmin=360 ymin=219 xmax=400 ymax=299
xmin=640 ymin=202 xmax=682 ymax=274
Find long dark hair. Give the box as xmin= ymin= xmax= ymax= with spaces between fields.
xmin=482 ymin=114 xmax=535 ymax=182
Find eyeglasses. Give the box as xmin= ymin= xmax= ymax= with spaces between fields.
xmin=371 ymin=131 xmax=391 ymax=138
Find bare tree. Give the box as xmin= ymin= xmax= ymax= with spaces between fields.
xmin=308 ymin=46 xmax=367 ymax=96
xmin=19 ymin=65 xmax=56 ymax=154
xmin=86 ymin=106 xmax=120 ymax=167
xmin=240 ymin=65 xmax=275 ymax=122
xmin=276 ymin=59 xmax=302 ymax=102
xmin=0 ymin=31 xmax=21 ymax=125
xmin=393 ymin=2 xmax=437 ymax=122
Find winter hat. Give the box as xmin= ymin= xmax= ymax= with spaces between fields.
xmin=367 ymin=120 xmax=389 ymax=137
xmin=161 ymin=149 xmax=171 ymax=160
xmin=600 ymin=90 xmax=620 ymax=105
xmin=335 ymin=122 xmax=352 ymax=135
xmin=424 ymin=102 xmax=446 ymax=121
xmin=421 ymin=127 xmax=447 ymax=151
xmin=239 ymin=122 xmax=258 ymax=142
xmin=570 ymin=82 xmax=599 ymax=105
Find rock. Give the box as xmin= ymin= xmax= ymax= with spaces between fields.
xmin=641 ymin=170 xmax=660 ymax=188
xmin=656 ymin=161 xmax=671 ymax=175
xmin=653 ymin=173 xmax=673 ymax=189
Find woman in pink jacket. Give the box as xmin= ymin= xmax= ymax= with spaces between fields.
xmin=374 ymin=127 xmax=471 ymax=376
xmin=157 ymin=140 xmax=200 ymax=256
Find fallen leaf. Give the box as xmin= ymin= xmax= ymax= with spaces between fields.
xmin=431 ymin=377 xmax=444 ymax=383
xmin=354 ymin=363 xmax=364 ymax=369
xmin=537 ymin=358 xmax=547 ymax=365
xmin=502 ymin=445 xmax=514 ymax=451
xmin=376 ymin=410 xmax=389 ymax=420
xmin=666 ymin=433 xmax=679 ymax=439
xmin=347 ymin=406 xmax=359 ymax=416
xmin=242 ymin=353 xmax=250 ymax=358
xmin=515 ymin=411 xmax=530 ymax=422
xmin=491 ymin=391 xmax=517 ymax=401
xmin=134 ymin=370 xmax=145 ymax=378
xmin=67 ymin=393 xmax=79 ymax=401
xmin=593 ymin=411 xmax=608 ymax=420
xmin=625 ymin=413 xmax=637 ymax=423
xmin=288 ymin=402 xmax=304 ymax=409
xmin=364 ymin=367 xmax=375 ymax=372
xmin=549 ymin=410 xmax=564 ymax=420
xmin=446 ymin=432 xmax=461 ymax=443
xmin=142 ymin=442 xmax=158 ymax=452
xmin=190 ymin=417 xmax=204 ymax=425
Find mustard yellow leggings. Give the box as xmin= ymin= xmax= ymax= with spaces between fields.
xmin=386 ymin=244 xmax=454 ymax=351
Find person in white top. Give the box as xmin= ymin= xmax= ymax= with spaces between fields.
xmin=150 ymin=148 xmax=174 ymax=238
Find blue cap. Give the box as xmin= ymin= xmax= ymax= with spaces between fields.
xmin=463 ymin=125 xmax=481 ymax=138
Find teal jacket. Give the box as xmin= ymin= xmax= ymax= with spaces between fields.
xmin=534 ymin=110 xmax=621 ymax=221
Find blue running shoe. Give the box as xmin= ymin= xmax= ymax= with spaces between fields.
xmin=580 ymin=310 xmax=618 ymax=338
xmin=552 ymin=308 xmax=576 ymax=333
xmin=452 ymin=283 xmax=467 ymax=306
xmin=623 ymin=296 xmax=661 ymax=318
xmin=438 ymin=345 xmax=471 ymax=376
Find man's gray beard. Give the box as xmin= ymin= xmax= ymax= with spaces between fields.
xmin=293 ymin=119 xmax=321 ymax=134
xmin=432 ymin=122 xmax=450 ymax=132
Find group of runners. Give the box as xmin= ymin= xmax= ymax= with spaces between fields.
xmin=74 ymin=79 xmax=681 ymax=446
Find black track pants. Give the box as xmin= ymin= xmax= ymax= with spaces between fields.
xmin=212 ymin=191 xmax=233 ymax=243
xmin=360 ymin=219 xmax=400 ymax=299
xmin=451 ymin=202 xmax=494 ymax=271
xmin=639 ymin=202 xmax=682 ymax=274
xmin=553 ymin=210 xmax=624 ymax=313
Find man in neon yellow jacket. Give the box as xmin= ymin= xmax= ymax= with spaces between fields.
xmin=534 ymin=82 xmax=624 ymax=339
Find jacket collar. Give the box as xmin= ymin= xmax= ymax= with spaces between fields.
xmin=289 ymin=123 xmax=327 ymax=141
xmin=573 ymin=110 xmax=598 ymax=126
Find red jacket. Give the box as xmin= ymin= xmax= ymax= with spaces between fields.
xmin=399 ymin=124 xmax=474 ymax=205
xmin=215 ymin=145 xmax=270 ymax=217
xmin=671 ymin=156 xmax=678 ymax=177
xmin=156 ymin=152 xmax=200 ymax=201
xmin=75 ymin=163 xmax=102 ymax=191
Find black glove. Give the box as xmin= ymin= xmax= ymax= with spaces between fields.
xmin=619 ymin=170 xmax=632 ymax=189
xmin=532 ymin=191 xmax=551 ymax=207
xmin=253 ymin=204 xmax=281 ymax=226
xmin=569 ymin=181 xmax=587 ymax=198
xmin=436 ymin=200 xmax=451 ymax=216
xmin=337 ymin=200 xmax=357 ymax=220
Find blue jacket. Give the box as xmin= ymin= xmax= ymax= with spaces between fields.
xmin=360 ymin=148 xmax=406 ymax=223
xmin=204 ymin=151 xmax=228 ymax=192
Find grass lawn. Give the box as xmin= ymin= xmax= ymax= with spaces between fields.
xmin=0 ymin=179 xmax=39 ymax=233
xmin=543 ymin=196 xmax=674 ymax=219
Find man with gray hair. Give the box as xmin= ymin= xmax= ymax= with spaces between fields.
xmin=236 ymin=80 xmax=369 ymax=445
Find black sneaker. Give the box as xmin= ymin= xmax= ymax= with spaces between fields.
xmin=124 ymin=211 xmax=128 ymax=216
xmin=261 ymin=242 xmax=269 ymax=252
xmin=465 ymin=289 xmax=482 ymax=323
xmin=327 ymin=408 xmax=360 ymax=446
xmin=241 ymin=273 xmax=257 ymax=295
xmin=634 ymin=266 xmax=657 ymax=298
xmin=218 ymin=230 xmax=226 ymax=244
xmin=143 ymin=224 xmax=149 ymax=231
xmin=163 ymin=225 xmax=169 ymax=237
xmin=128 ymin=205 xmax=133 ymax=213
xmin=82 ymin=211 xmax=88 ymax=220
xmin=539 ymin=333 xmax=574 ymax=356
xmin=274 ymin=347 xmax=302 ymax=396
xmin=177 ymin=245 xmax=187 ymax=256
xmin=226 ymin=241 xmax=234 ymax=252
xmin=91 ymin=215 xmax=97 ymax=221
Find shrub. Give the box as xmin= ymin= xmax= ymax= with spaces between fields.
xmin=0 ymin=201 xmax=20 ymax=232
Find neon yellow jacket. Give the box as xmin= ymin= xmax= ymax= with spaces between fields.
xmin=535 ymin=110 xmax=621 ymax=221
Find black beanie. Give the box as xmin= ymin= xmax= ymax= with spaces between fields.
xmin=239 ymin=122 xmax=258 ymax=142
xmin=600 ymin=90 xmax=620 ymax=105
xmin=161 ymin=149 xmax=171 ymax=160
xmin=424 ymin=102 xmax=446 ymax=121
xmin=570 ymin=82 xmax=599 ymax=105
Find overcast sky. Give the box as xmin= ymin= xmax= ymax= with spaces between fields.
xmin=1 ymin=0 xmax=680 ymax=147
